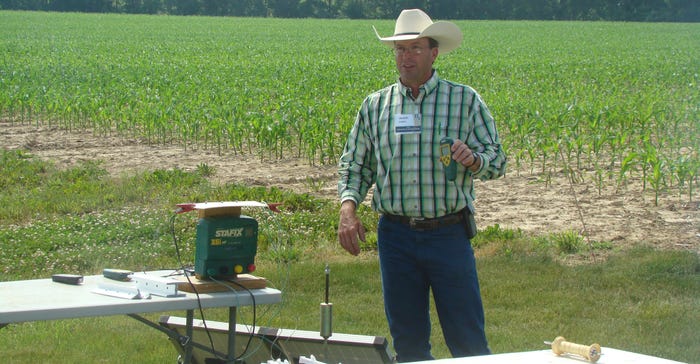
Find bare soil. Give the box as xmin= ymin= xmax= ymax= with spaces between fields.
xmin=2 ymin=121 xmax=698 ymax=254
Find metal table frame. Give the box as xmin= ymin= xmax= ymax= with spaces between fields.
xmin=0 ymin=271 xmax=281 ymax=363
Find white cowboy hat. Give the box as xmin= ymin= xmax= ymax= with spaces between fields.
xmin=373 ymin=9 xmax=463 ymax=54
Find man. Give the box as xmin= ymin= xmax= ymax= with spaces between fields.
xmin=337 ymin=9 xmax=507 ymax=362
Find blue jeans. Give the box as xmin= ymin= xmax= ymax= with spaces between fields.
xmin=377 ymin=215 xmax=490 ymax=362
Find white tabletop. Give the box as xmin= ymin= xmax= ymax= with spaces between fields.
xmin=0 ymin=270 xmax=282 ymax=324
xmin=405 ymin=348 xmax=686 ymax=364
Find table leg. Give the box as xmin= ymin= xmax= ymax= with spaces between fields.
xmin=228 ymin=306 xmax=237 ymax=363
xmin=184 ymin=309 xmax=194 ymax=364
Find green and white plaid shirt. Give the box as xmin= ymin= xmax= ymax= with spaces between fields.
xmin=338 ymin=71 xmax=506 ymax=218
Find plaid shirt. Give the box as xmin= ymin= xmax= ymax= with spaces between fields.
xmin=338 ymin=71 xmax=506 ymax=218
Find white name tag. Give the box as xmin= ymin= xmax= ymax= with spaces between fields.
xmin=395 ymin=114 xmax=422 ymax=135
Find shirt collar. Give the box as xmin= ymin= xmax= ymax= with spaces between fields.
xmin=397 ymin=69 xmax=439 ymax=98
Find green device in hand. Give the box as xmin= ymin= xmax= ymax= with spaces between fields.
xmin=439 ymin=137 xmax=456 ymax=181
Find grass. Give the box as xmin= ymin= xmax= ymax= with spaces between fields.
xmin=0 ymin=150 xmax=698 ymax=363
xmin=0 ymin=12 xmax=698 ymax=362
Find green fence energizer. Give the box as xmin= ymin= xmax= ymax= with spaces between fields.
xmin=194 ymin=214 xmax=258 ymax=279
xmin=439 ymin=137 xmax=456 ymax=181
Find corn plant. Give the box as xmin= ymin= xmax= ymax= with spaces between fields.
xmin=1 ymin=12 xmax=698 ymax=203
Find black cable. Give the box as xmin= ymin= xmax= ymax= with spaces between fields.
xmin=168 ymin=204 xmax=289 ymax=362
xmin=169 ymin=213 xmax=219 ymax=359
xmin=224 ymin=278 xmax=257 ymax=362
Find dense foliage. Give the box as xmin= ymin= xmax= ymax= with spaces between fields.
xmin=2 ymin=12 xmax=697 ymax=204
xmin=0 ymin=0 xmax=698 ymax=21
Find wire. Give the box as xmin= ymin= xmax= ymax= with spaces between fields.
xmin=258 ymin=202 xmax=292 ymax=308
xmin=169 ymin=213 xmax=219 ymax=358
xmin=170 ymin=212 xmax=269 ymax=362
xmin=221 ymin=283 xmax=292 ymax=363
xmin=212 ymin=276 xmax=258 ymax=362
xmin=169 ymin=203 xmax=293 ymax=362
xmin=556 ymin=145 xmax=597 ymax=263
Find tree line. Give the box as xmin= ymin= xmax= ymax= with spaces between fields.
xmin=0 ymin=0 xmax=697 ymax=22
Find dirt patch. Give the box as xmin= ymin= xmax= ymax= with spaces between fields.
xmin=2 ymin=121 xmax=698 ymax=254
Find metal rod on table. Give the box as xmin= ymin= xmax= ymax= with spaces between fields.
xmin=320 ymin=264 xmax=332 ymax=340
xmin=325 ymin=264 xmax=330 ymax=304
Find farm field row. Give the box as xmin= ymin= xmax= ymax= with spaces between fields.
xmin=1 ymin=11 xmax=698 ymax=201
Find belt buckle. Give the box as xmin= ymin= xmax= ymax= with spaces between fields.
xmin=409 ymin=217 xmax=425 ymax=230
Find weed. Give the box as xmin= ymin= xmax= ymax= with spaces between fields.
xmin=553 ymin=230 xmax=585 ymax=254
xmin=196 ymin=162 xmax=215 ymax=177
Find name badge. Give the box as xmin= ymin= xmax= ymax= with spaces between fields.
xmin=395 ymin=114 xmax=422 ymax=135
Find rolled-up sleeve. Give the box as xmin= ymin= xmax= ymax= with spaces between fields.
xmin=466 ymin=92 xmax=507 ymax=180
xmin=338 ymin=104 xmax=377 ymax=205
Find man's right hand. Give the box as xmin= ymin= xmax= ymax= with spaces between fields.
xmin=337 ymin=200 xmax=365 ymax=256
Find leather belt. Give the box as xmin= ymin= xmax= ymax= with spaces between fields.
xmin=383 ymin=210 xmax=464 ymax=231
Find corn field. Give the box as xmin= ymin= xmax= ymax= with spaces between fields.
xmin=1 ymin=12 xmax=698 ymax=203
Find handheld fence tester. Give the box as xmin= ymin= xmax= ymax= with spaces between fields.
xmin=439 ymin=137 xmax=456 ymax=181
